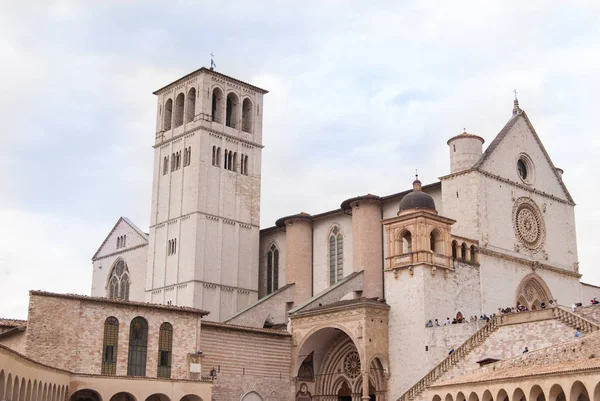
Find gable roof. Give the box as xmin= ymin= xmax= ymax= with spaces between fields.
xmin=473 ymin=107 xmax=573 ymax=203
xmin=92 ymin=217 xmax=149 ymax=261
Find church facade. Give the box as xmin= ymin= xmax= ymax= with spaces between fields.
xmin=3 ymin=66 xmax=600 ymax=401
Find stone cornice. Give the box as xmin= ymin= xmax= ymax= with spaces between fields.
xmin=92 ymin=243 xmax=148 ymax=262
xmin=154 ymin=124 xmax=264 ymax=149
xmin=201 ymin=320 xmax=291 ymax=337
xmin=148 ymin=279 xmax=258 ymax=294
xmin=150 ymin=211 xmax=259 ymax=230
xmin=439 ymin=168 xmax=574 ymax=206
xmin=382 ymin=210 xmax=456 ymax=225
xmin=290 ymin=299 xmax=390 ymax=320
xmin=152 ymin=66 xmax=268 ymax=96
xmin=478 ymin=248 xmax=581 ymax=278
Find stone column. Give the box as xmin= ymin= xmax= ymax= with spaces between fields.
xmin=349 ymin=196 xmax=383 ymax=299
xmin=362 ymin=371 xmax=370 ymax=401
xmin=282 ymin=214 xmax=313 ymax=304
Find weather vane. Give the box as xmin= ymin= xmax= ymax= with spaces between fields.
xmin=513 ymin=89 xmax=518 ymax=101
xmin=210 ymin=53 xmax=216 ymax=70
xmin=415 ymin=168 xmax=419 ymax=180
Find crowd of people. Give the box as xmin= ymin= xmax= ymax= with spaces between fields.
xmin=425 ymin=301 xmax=554 ymax=328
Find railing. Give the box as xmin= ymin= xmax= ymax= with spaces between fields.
xmin=554 ymin=306 xmax=600 ymax=333
xmin=398 ymin=316 xmax=500 ymax=401
xmin=399 ymin=307 xmax=600 ymax=401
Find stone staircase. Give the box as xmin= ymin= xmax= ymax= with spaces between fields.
xmin=555 ymin=306 xmax=600 ymax=333
xmin=398 ymin=307 xmax=600 ymax=401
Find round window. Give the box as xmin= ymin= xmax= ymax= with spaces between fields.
xmin=517 ymin=154 xmax=534 ymax=184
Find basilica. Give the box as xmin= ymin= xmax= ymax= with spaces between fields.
xmin=2 ymin=67 xmax=600 ymax=401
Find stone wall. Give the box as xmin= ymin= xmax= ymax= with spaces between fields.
xmin=0 ymin=330 xmax=26 ymax=354
xmin=200 ymin=322 xmax=292 ymax=401
xmin=92 ymin=218 xmax=148 ymax=303
xmin=225 ymin=283 xmax=295 ymax=327
xmin=25 ymin=292 xmax=202 ymax=379
xmin=442 ymin=317 xmax=575 ymax=381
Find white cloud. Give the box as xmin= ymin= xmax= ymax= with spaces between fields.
xmin=1 ymin=1 xmax=600 ymax=317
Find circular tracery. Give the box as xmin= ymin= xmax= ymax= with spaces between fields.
xmin=513 ymin=198 xmax=545 ymax=251
xmin=344 ymin=351 xmax=361 ymax=378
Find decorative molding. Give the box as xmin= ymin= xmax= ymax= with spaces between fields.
xmin=150 ymin=280 xmax=258 ymax=293
xmin=93 ymin=243 xmax=148 ymax=262
xmin=150 ymin=211 xmax=259 ymax=229
xmin=439 ymin=168 xmax=573 ymax=206
xmin=154 ymin=124 xmax=263 ymax=149
xmin=478 ymin=248 xmax=580 ymax=278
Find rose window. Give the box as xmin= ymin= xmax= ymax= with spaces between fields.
xmin=344 ymin=351 xmax=361 ymax=378
xmin=512 ymin=198 xmax=545 ymax=251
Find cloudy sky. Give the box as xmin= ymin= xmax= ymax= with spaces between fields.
xmin=1 ymin=1 xmax=599 ymax=318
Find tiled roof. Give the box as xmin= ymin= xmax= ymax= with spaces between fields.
xmin=434 ymin=330 xmax=600 ymax=387
xmin=201 ymin=320 xmax=292 ymax=336
xmin=30 ymin=291 xmax=210 ymax=316
xmin=0 ymin=318 xmax=26 ymax=327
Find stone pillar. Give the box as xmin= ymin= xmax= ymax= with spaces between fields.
xmin=283 ymin=214 xmax=313 ymax=304
xmin=362 ymin=371 xmax=370 ymax=401
xmin=350 ymin=197 xmax=383 ymax=299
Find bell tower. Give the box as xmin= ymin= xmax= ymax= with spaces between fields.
xmin=145 ymin=67 xmax=268 ymax=321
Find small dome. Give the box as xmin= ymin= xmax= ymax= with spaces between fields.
xmin=398 ymin=179 xmax=436 ymax=213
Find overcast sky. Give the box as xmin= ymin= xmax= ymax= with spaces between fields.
xmin=1 ymin=1 xmax=599 ymax=319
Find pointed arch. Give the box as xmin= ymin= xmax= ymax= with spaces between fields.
xmin=107 ymin=259 xmax=131 ymax=300
xmin=329 ymin=225 xmax=344 ymax=285
xmin=266 ymin=243 xmax=280 ymax=295
xmin=451 ymin=240 xmax=458 ymax=259
xmin=515 ymin=272 xmax=553 ymax=310
xmin=0 ymin=370 xmax=5 ymax=401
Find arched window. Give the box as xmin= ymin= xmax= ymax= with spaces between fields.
xmin=163 ymin=156 xmax=169 ymax=175
xmin=470 ymin=245 xmax=476 ymax=263
xmin=242 ymin=98 xmax=253 ymax=132
xmin=329 ymin=226 xmax=343 ymax=285
xmin=217 ymin=147 xmax=221 ymax=166
xmin=174 ymin=93 xmax=184 ymax=127
xmin=107 ymin=259 xmax=131 ymax=300
xmin=127 ymin=317 xmax=148 ymax=376
xmin=163 ymin=99 xmax=172 ymax=130
xmin=451 ymin=241 xmax=458 ymax=259
xmin=101 ymin=317 xmax=119 ymax=375
xmin=212 ymin=146 xmax=217 ymax=166
xmin=430 ymin=230 xmax=442 ymax=253
xmin=212 ymin=87 xmax=223 ymax=123
xmin=186 ymin=88 xmax=196 ymax=123
xmin=157 ymin=322 xmax=173 ymax=378
xmin=461 ymin=243 xmax=467 ymax=261
xmin=244 ymin=155 xmax=249 ymax=175
xmin=266 ymin=244 xmax=279 ymax=295
xmin=401 ymin=231 xmax=412 ymax=254
xmin=228 ymin=151 xmax=233 ymax=171
xmin=226 ymin=92 xmax=239 ymax=128
xmin=233 ymin=152 xmax=237 ymax=172
xmin=223 ymin=149 xmax=228 ymax=169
